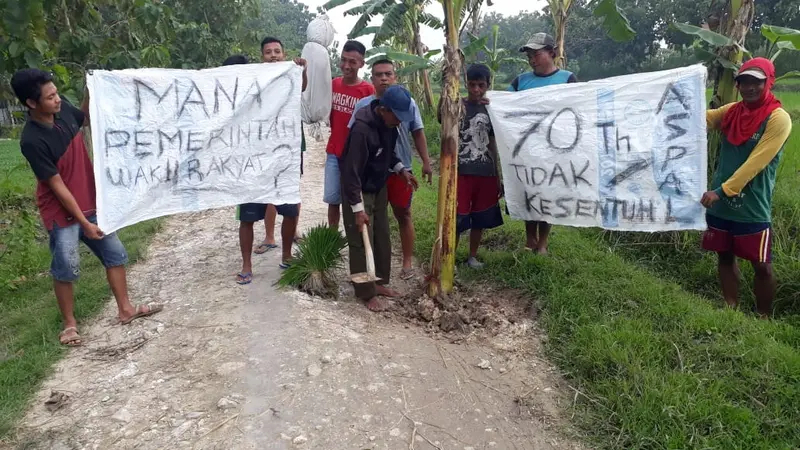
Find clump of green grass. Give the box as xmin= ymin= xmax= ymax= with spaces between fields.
xmin=278 ymin=224 xmax=347 ymax=297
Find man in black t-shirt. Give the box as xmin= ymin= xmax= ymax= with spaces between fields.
xmin=12 ymin=68 xmax=163 ymax=346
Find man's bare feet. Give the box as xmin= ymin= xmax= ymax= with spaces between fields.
xmin=376 ymin=285 xmax=399 ymax=298
xmin=365 ymin=297 xmax=389 ymax=312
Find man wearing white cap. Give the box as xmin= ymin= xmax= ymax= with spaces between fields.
xmin=508 ymin=32 xmax=578 ymax=254
xmin=701 ymin=57 xmax=792 ymax=319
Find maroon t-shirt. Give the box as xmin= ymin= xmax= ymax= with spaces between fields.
xmin=20 ymin=99 xmax=96 ymax=230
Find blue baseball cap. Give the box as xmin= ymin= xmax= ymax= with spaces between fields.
xmin=379 ymin=85 xmax=415 ymax=123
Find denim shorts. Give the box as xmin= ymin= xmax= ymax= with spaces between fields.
xmin=49 ymin=215 xmax=129 ymax=282
xmin=323 ymin=154 xmax=342 ymax=205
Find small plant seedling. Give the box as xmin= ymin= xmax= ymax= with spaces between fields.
xmin=277 ymin=224 xmax=347 ymax=298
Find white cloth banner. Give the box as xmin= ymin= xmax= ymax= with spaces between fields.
xmin=87 ymin=62 xmax=303 ymax=233
xmin=487 ymin=64 xmax=709 ymax=232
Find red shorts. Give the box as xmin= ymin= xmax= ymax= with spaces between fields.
xmin=701 ymin=214 xmax=772 ymax=263
xmin=386 ymin=172 xmax=413 ymax=209
xmin=457 ymin=175 xmax=503 ymax=234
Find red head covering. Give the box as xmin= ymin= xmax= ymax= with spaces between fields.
xmin=720 ymin=57 xmax=782 ymax=146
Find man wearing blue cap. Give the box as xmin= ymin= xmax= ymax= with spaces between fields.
xmin=340 ymin=84 xmax=419 ymax=312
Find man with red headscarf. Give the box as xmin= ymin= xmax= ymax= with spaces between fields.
xmin=701 ymin=57 xmax=792 ymax=319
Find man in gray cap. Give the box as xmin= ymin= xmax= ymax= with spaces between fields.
xmin=508 ymin=32 xmax=578 ymax=255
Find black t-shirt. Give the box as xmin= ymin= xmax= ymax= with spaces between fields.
xmin=20 ymin=99 xmax=96 ymax=230
xmin=458 ymin=100 xmax=496 ymax=177
xmin=21 ymin=100 xmax=86 ymax=181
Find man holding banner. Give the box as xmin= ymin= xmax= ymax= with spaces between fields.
xmin=254 ymin=37 xmax=307 ymax=256
xmin=12 ymin=69 xmax=163 ymax=346
xmin=231 ymin=41 xmax=308 ymax=284
xmin=508 ymin=32 xmax=578 ymax=254
xmin=701 ymin=58 xmax=792 ymax=319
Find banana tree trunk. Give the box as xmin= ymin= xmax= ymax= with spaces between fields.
xmin=550 ymin=0 xmax=571 ymax=69
xmin=554 ymin=11 xmax=568 ymax=68
xmin=428 ymin=3 xmax=462 ymax=298
xmin=709 ymin=0 xmax=755 ymax=107
xmin=707 ymin=0 xmax=755 ymax=174
xmin=412 ymin=21 xmax=435 ymax=109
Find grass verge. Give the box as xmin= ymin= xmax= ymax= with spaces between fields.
xmin=410 ymin=163 xmax=800 ymax=448
xmin=0 ymin=140 xmax=163 ymax=436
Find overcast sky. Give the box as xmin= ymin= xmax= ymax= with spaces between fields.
xmin=299 ymin=0 xmax=548 ymax=53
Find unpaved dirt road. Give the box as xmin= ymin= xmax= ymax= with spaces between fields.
xmin=9 ymin=130 xmax=582 ymax=450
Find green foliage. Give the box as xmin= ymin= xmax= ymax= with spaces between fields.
xmin=323 ymin=0 xmax=441 ymax=107
xmin=243 ymin=0 xmax=317 ymax=59
xmin=0 ymin=0 xmax=314 ymax=101
xmin=589 ymin=0 xmax=635 ymax=42
xmin=277 ymin=224 xmax=347 ymax=297
xmin=0 ymin=125 xmax=21 ymax=139
xmin=463 ymin=25 xmax=526 ymax=89
xmin=776 ymin=71 xmax=800 ymax=83
xmin=461 ymin=11 xmax=548 ymax=85
xmin=365 ymin=46 xmax=441 ymax=76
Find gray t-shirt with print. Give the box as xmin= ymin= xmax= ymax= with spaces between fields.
xmin=458 ymin=100 xmax=495 ymax=177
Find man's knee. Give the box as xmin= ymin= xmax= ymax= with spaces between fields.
xmin=392 ymin=206 xmax=412 ymax=225
xmin=718 ymin=252 xmax=736 ymax=266
xmin=51 ymin=251 xmax=80 ymax=282
xmin=752 ymin=262 xmax=773 ymax=278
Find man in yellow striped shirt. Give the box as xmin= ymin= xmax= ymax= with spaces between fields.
xmin=700 ymin=58 xmax=792 ymax=318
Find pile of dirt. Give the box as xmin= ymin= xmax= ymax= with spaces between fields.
xmin=392 ymin=280 xmax=540 ymax=337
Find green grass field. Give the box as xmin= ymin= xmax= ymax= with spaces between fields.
xmin=0 ymin=140 xmax=162 ymax=436
xmin=410 ymin=91 xmax=800 ymax=448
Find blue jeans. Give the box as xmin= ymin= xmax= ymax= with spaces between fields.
xmin=323 ymin=154 xmax=342 ymax=205
xmin=49 ymin=215 xmax=129 ymax=282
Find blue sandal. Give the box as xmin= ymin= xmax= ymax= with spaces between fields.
xmin=254 ymin=242 xmax=278 ymax=254
xmin=236 ymin=272 xmax=253 ymax=284
xmin=279 ymin=262 xmax=292 ymax=270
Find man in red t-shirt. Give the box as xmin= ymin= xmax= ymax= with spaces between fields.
xmin=324 ymin=40 xmax=375 ymax=228
xmin=12 ymin=69 xmax=163 ymax=347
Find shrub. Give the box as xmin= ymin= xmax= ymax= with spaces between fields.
xmin=277 ymin=224 xmax=347 ymax=297
xmin=0 ymin=125 xmax=22 ymax=139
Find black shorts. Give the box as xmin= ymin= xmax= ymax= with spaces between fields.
xmin=236 ymin=203 xmax=300 ymax=222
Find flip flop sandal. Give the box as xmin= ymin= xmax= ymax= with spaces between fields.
xmin=59 ymin=327 xmax=82 ymax=347
xmin=254 ymin=242 xmax=278 ymax=254
xmin=236 ymin=272 xmax=253 ymax=285
xmin=399 ymin=268 xmax=415 ymax=280
xmin=120 ymin=303 xmax=164 ymax=325
xmin=279 ymin=262 xmax=292 ymax=270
